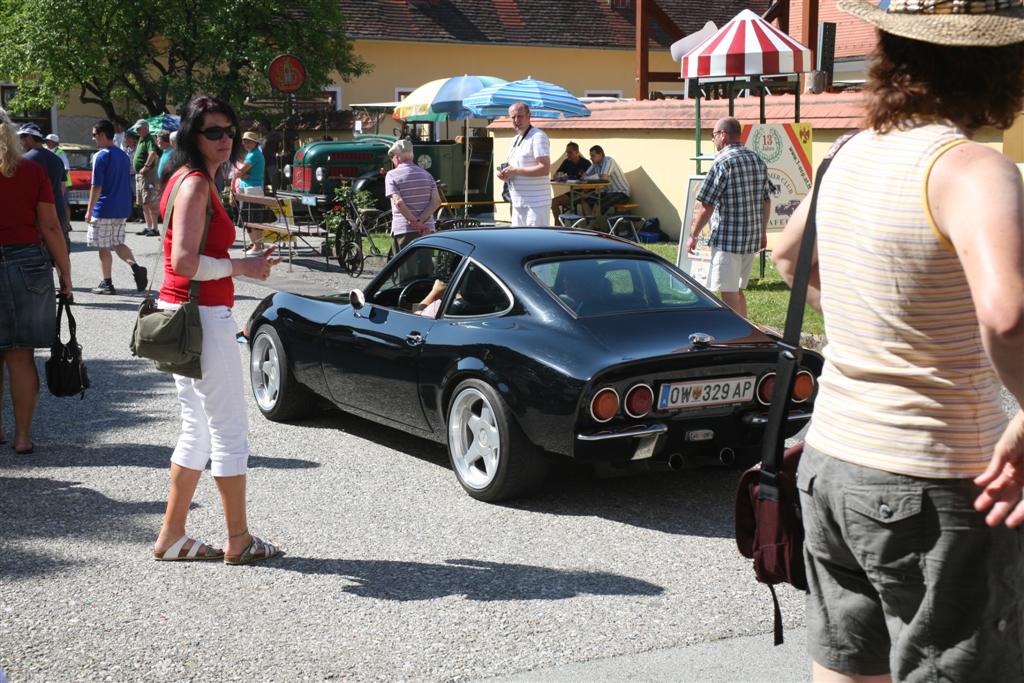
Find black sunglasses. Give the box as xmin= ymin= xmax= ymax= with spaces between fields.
xmin=198 ymin=125 xmax=236 ymax=141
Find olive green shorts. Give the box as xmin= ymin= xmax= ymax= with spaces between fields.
xmin=797 ymin=443 xmax=1024 ymax=680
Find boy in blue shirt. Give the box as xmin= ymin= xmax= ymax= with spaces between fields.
xmin=85 ymin=119 xmax=146 ymax=295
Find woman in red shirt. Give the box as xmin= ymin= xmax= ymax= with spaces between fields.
xmin=151 ymin=96 xmax=282 ymax=565
xmin=0 ymin=107 xmax=72 ymax=454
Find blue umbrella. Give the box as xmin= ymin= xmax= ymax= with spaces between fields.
xmin=463 ymin=78 xmax=591 ymax=119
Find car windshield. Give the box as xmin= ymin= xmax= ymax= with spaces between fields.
xmin=529 ymin=256 xmax=713 ymax=317
xmin=65 ymin=150 xmax=94 ymax=171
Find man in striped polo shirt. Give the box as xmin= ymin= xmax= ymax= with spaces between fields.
xmin=686 ymin=117 xmax=771 ymax=318
xmin=385 ymin=139 xmax=441 ymax=254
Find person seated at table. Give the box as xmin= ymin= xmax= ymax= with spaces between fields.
xmin=551 ymin=142 xmax=592 ymax=222
xmin=581 ymin=145 xmax=630 ymax=217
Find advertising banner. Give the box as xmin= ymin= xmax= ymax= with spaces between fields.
xmin=743 ymin=123 xmax=813 ymax=233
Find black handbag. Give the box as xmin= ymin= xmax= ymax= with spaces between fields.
xmin=129 ymin=172 xmax=212 ymax=380
xmin=45 ymin=294 xmax=90 ymax=399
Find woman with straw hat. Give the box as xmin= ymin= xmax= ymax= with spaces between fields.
xmin=773 ymin=2 xmax=1024 ymax=681
xmin=235 ymin=130 xmax=267 ymax=254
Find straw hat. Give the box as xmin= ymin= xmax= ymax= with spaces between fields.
xmin=241 ymin=131 xmax=263 ymax=144
xmin=838 ymin=0 xmax=1024 ymax=47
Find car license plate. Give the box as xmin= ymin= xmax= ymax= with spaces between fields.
xmin=658 ymin=376 xmax=755 ymax=410
xmin=301 ymin=195 xmax=317 ymax=206
xmin=67 ymin=190 xmax=89 ymax=204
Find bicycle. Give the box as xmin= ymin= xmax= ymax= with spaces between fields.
xmin=333 ymin=192 xmax=393 ymax=277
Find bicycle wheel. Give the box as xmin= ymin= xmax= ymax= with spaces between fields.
xmin=340 ymin=241 xmax=364 ymax=277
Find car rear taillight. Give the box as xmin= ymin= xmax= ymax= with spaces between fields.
xmin=756 ymin=373 xmax=776 ymax=406
xmin=792 ymin=370 xmax=815 ymax=403
xmin=624 ymin=384 xmax=653 ymax=418
xmin=590 ymin=388 xmax=619 ymax=423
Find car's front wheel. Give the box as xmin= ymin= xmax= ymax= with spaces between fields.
xmin=446 ymin=379 xmax=548 ymax=502
xmin=249 ymin=324 xmax=315 ymax=422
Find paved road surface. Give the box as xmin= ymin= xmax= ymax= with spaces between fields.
xmin=0 ymin=223 xmax=1016 ymax=682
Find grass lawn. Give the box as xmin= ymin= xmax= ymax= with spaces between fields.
xmin=644 ymin=241 xmax=825 ymax=335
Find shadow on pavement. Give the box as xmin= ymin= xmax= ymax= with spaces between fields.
xmin=275 ymin=556 xmax=663 ymax=601
xmin=0 ymin=442 xmax=318 ymax=470
xmin=286 ymin=411 xmax=736 ymax=539
xmin=0 ymin=476 xmax=165 ymax=579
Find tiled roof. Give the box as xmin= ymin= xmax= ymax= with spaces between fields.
xmin=337 ymin=0 xmax=772 ymax=49
xmin=488 ymin=91 xmax=868 ymax=130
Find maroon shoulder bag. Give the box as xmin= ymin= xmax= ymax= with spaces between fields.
xmin=735 ymin=133 xmax=856 ymax=645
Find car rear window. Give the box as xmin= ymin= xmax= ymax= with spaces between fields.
xmin=529 ymin=257 xmax=711 ymax=317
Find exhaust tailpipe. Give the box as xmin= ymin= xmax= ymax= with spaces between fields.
xmin=667 ymin=453 xmax=685 ymax=471
xmin=719 ymin=448 xmax=735 ymax=466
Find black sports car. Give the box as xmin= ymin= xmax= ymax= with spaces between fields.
xmin=246 ymin=228 xmax=821 ymax=502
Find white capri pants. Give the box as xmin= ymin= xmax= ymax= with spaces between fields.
xmin=511 ymin=203 xmax=551 ymax=227
xmin=159 ymin=302 xmax=250 ymax=476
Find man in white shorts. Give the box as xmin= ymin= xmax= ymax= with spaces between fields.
xmin=85 ymin=119 xmax=147 ymax=296
xmin=686 ymin=117 xmax=771 ymax=318
xmin=498 ymin=102 xmax=550 ymax=227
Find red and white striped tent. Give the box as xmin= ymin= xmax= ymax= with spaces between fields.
xmin=680 ymin=9 xmax=812 ymax=78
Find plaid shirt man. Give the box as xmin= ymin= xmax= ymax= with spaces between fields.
xmin=697 ymin=144 xmax=772 ymax=253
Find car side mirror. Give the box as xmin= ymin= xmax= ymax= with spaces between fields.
xmin=350 ymin=289 xmax=366 ymax=310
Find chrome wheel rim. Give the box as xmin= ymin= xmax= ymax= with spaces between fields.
xmin=448 ymin=387 xmax=501 ymax=490
xmin=250 ymin=332 xmax=281 ymax=411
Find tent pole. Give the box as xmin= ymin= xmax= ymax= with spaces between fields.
xmin=794 ymin=78 xmax=801 ymax=122
xmin=695 ymin=93 xmax=703 ymax=175
xmin=463 ymin=118 xmax=470 ymax=218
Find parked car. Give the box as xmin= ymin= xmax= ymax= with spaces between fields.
xmin=245 ymin=229 xmax=822 ymax=502
xmin=61 ymin=143 xmax=99 ymax=217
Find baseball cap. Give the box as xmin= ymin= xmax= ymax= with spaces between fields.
xmin=134 ymin=118 xmax=149 ymax=129
xmin=16 ymin=123 xmax=44 ymax=139
xmin=45 ymin=133 xmax=59 ymax=143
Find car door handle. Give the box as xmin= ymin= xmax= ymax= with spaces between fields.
xmin=405 ymin=332 xmax=424 ymax=347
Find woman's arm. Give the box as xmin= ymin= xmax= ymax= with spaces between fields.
xmin=170 ymin=175 xmax=278 ymax=281
xmin=36 ymin=201 xmax=72 ymax=297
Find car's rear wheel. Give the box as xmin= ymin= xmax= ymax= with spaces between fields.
xmin=446 ymin=379 xmax=548 ymax=502
xmin=249 ymin=324 xmax=315 ymax=422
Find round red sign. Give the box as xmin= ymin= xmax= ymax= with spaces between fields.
xmin=268 ymin=54 xmax=306 ymax=93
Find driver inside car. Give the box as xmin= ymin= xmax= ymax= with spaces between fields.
xmin=414 ymin=250 xmax=462 ymax=316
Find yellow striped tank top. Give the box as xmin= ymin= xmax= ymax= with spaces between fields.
xmin=806 ymin=122 xmax=1007 ymax=478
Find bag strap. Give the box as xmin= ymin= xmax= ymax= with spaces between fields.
xmin=144 ymin=169 xmax=215 ymax=303
xmin=759 ymin=132 xmax=858 ymax=494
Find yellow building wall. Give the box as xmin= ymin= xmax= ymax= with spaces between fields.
xmin=344 ymin=39 xmax=681 ymax=105
xmin=492 ymin=124 xmax=1009 ymax=239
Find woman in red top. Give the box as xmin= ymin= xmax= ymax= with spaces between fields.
xmin=151 ymin=96 xmax=282 ymax=564
xmin=0 ymin=107 xmax=72 ymax=454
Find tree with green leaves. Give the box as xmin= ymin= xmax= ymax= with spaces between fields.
xmin=0 ymin=0 xmax=369 ymax=125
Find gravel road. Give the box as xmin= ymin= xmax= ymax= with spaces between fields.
xmin=0 ymin=224 xmax=1017 ymax=682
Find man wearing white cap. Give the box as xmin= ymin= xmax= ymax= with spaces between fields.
xmin=385 ymin=138 xmax=441 ymax=254
xmin=17 ymin=123 xmax=69 ymax=242
xmin=132 ymin=118 xmax=160 ymax=236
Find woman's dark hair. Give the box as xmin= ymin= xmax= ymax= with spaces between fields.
xmin=165 ymin=95 xmax=241 ymax=181
xmin=865 ymin=32 xmax=1024 ymax=133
